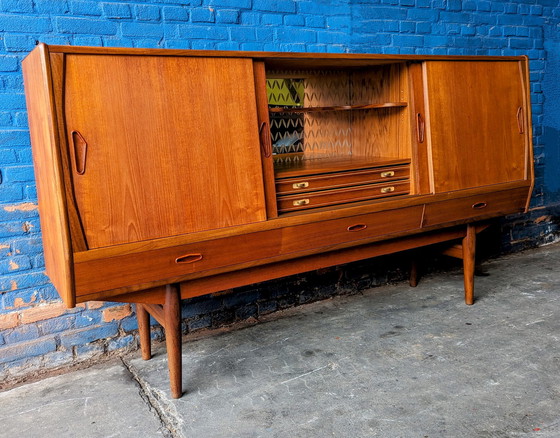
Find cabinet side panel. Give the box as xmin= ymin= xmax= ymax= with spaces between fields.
xmin=22 ymin=45 xmax=75 ymax=307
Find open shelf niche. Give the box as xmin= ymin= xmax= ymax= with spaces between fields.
xmin=266 ymin=63 xmax=413 ymax=212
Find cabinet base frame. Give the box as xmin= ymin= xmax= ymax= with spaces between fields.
xmin=132 ymin=223 xmax=483 ymax=398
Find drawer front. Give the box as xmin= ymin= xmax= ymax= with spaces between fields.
xmin=422 ymin=188 xmax=528 ymax=228
xmin=74 ymin=205 xmax=423 ymax=295
xmin=276 ymin=165 xmax=410 ymax=195
xmin=278 ymin=180 xmax=410 ymax=213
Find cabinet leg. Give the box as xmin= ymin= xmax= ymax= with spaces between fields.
xmin=136 ymin=304 xmax=152 ymax=360
xmin=462 ymin=224 xmax=476 ymax=305
xmin=409 ymin=258 xmax=419 ymax=287
xmin=164 ymin=284 xmax=183 ymax=399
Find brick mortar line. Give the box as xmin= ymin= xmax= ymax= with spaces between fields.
xmin=119 ymin=356 xmax=181 ymax=438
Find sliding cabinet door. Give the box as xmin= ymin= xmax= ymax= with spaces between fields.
xmin=64 ymin=55 xmax=266 ymax=249
xmin=425 ymin=61 xmax=528 ymax=193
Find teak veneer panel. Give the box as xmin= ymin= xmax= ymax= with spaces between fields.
xmin=425 ymin=61 xmax=528 ymax=192
xmin=63 ymin=54 xmax=266 ymax=249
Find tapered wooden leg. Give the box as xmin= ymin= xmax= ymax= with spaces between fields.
xmin=136 ymin=303 xmax=152 ymax=360
xmin=164 ymin=284 xmax=183 ymax=399
xmin=409 ymin=259 xmax=419 ymax=287
xmin=462 ymin=224 xmax=476 ymax=305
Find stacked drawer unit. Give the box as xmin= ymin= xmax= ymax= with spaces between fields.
xmin=275 ymin=158 xmax=411 ymax=213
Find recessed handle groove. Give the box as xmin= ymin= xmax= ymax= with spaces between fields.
xmin=71 ymin=130 xmax=88 ymax=175
xmin=347 ymin=223 xmax=368 ymax=232
xmin=516 ymin=106 xmax=524 ymax=134
xmin=472 ymin=202 xmax=487 ymax=210
xmin=175 ymin=253 xmax=203 ymax=264
xmin=416 ymin=113 xmax=425 ymax=143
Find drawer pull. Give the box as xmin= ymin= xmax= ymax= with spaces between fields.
xmin=472 ymin=202 xmax=488 ymax=210
xmin=293 ymin=199 xmax=310 ymax=206
xmin=347 ymin=223 xmax=368 ymax=232
xmin=381 ymin=186 xmax=395 ymax=194
xmin=175 ymin=253 xmax=203 ymax=264
xmin=293 ymin=182 xmax=309 ymax=189
xmin=380 ymin=171 xmax=395 ymax=178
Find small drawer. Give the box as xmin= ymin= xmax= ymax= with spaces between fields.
xmin=277 ymin=180 xmax=410 ymax=213
xmin=422 ymin=188 xmax=528 ymax=228
xmin=275 ymin=165 xmax=410 ymax=195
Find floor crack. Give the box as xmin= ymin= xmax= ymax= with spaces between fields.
xmin=120 ymin=356 xmax=181 ymax=438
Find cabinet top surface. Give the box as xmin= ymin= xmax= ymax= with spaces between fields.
xmin=33 ymin=43 xmax=526 ymax=64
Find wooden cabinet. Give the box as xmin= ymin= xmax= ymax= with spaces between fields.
xmin=23 ymin=45 xmax=534 ymax=398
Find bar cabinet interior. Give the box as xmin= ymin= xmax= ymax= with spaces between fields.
xmin=23 ymin=44 xmax=533 ymax=398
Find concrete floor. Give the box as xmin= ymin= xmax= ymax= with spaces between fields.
xmin=1 ymin=243 xmax=559 ymax=437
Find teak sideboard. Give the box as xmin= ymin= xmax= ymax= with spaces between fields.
xmin=23 ymin=44 xmax=534 ymax=398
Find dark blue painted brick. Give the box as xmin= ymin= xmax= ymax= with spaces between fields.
xmin=0 ymin=14 xmax=52 ymax=32
xmin=163 ymin=6 xmax=189 ymax=21
xmin=11 ymin=237 xmax=43 ymax=256
xmin=122 ymin=22 xmax=165 ymax=37
xmin=102 ymin=2 xmax=132 ymax=19
xmin=1 ymin=272 xmax=48 ymax=294
xmin=261 ymin=13 xmax=283 ymax=25
xmin=56 ymin=17 xmax=117 ymax=35
xmin=2 ymin=0 xmax=33 ymax=13
xmin=276 ymin=28 xmax=316 ymax=43
xmin=43 ymin=350 xmax=74 ymax=367
xmin=0 ymin=255 xmax=32 ymax=274
xmin=284 ymin=14 xmax=304 ymax=26
xmin=305 ymin=15 xmax=325 ymax=28
xmin=255 ymin=0 xmax=296 ymax=13
xmin=416 ymin=22 xmax=432 ymax=34
xmin=75 ymin=310 xmax=103 ymax=328
xmin=0 ymin=129 xmax=29 ymax=146
xmin=187 ymin=315 xmax=212 ymax=331
xmin=0 ymin=336 xmax=57 ymax=364
xmin=0 ymin=185 xmax=24 ymax=203
xmin=136 ymin=5 xmax=161 ymax=21
xmin=510 ymin=38 xmax=533 ymax=49
xmin=59 ymin=323 xmax=119 ymax=348
xmin=392 ymin=34 xmax=424 ymax=47
xmin=400 ymin=21 xmax=415 ymax=33
xmin=191 ymin=7 xmax=215 ymax=22
xmin=35 ymin=0 xmax=69 ymax=14
xmin=216 ymin=9 xmax=239 ymax=23
xmin=108 ymin=334 xmax=135 ymax=351
xmin=178 ymin=25 xmax=228 ymax=40
xmin=3 ymin=166 xmax=35 ymax=183
xmin=72 ymin=36 xmax=103 ymax=46
xmin=102 ymin=38 xmax=133 ymax=48
xmin=230 ymin=27 xmax=256 ymax=41
xmin=0 ymin=94 xmax=26 ymax=110
xmin=4 ymin=35 xmax=35 ymax=53
xmin=0 ymin=148 xmax=17 ymax=164
xmin=70 ymin=1 xmax=102 ymax=16
xmin=447 ymin=0 xmax=462 ymax=11
xmin=4 ymin=323 xmax=39 ymax=343
xmin=256 ymin=27 xmax=274 ymax=42
xmin=208 ymin=0 xmax=251 ymax=8
xmin=406 ymin=8 xmax=438 ymax=20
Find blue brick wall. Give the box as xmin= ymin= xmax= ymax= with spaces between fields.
xmin=1 ymin=0 xmax=560 ymax=384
